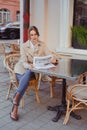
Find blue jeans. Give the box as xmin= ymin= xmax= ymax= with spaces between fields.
xmin=15 ymin=69 xmax=35 ymax=105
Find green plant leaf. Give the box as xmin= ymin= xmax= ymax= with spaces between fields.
xmin=72 ymin=26 xmax=87 ymax=46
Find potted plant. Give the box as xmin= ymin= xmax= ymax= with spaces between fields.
xmin=71 ymin=26 xmax=87 ymax=49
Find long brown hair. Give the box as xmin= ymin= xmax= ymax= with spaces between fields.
xmin=29 ymin=26 xmax=40 ymax=36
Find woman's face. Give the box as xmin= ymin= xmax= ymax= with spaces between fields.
xmin=30 ymin=30 xmax=38 ymax=44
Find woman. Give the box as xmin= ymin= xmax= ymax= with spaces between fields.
xmin=10 ymin=26 xmax=58 ymax=121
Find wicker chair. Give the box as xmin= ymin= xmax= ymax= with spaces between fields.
xmin=0 ymin=43 xmax=12 ymax=57
xmin=63 ymin=72 xmax=87 ymax=125
xmin=38 ymin=51 xmax=62 ymax=98
xmin=3 ymin=53 xmax=40 ymax=108
xmin=0 ymin=43 xmax=5 ymax=56
xmin=10 ymin=43 xmax=20 ymax=54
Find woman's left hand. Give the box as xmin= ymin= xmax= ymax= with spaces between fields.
xmin=50 ymin=58 xmax=58 ymax=64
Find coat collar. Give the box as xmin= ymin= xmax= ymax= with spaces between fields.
xmin=25 ymin=40 xmax=41 ymax=48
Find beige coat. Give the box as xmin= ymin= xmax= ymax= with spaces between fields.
xmin=14 ymin=40 xmax=52 ymax=74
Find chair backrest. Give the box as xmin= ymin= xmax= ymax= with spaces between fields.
xmin=78 ymin=72 xmax=87 ymax=84
xmin=0 ymin=43 xmax=13 ymax=57
xmin=3 ymin=53 xmax=20 ymax=85
xmin=0 ymin=43 xmax=5 ymax=56
xmin=10 ymin=43 xmax=20 ymax=52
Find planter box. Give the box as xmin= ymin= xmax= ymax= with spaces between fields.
xmin=72 ymin=39 xmax=87 ymax=50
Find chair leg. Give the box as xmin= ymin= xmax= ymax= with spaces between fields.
xmin=35 ymin=85 xmax=40 ymax=103
xmin=37 ymin=73 xmax=42 ymax=90
xmin=63 ymin=99 xmax=71 ymax=125
xmin=6 ymin=82 xmax=13 ymax=100
xmin=50 ymin=77 xmax=55 ymax=98
xmin=20 ymin=86 xmax=40 ymax=108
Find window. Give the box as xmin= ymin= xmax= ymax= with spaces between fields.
xmin=72 ymin=0 xmax=87 ymax=49
xmin=0 ymin=9 xmax=10 ymax=24
xmin=73 ymin=0 xmax=87 ymax=28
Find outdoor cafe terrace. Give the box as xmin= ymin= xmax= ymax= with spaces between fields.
xmin=0 ymin=54 xmax=87 ymax=130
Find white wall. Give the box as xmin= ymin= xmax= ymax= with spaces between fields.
xmin=19 ymin=0 xmax=87 ymax=55
xmin=30 ymin=0 xmax=74 ymax=51
xmin=30 ymin=0 xmax=45 ymax=41
xmin=46 ymin=0 xmax=60 ymax=50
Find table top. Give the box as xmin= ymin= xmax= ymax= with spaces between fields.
xmin=32 ymin=56 xmax=87 ymax=81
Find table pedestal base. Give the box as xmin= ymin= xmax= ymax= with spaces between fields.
xmin=47 ymin=105 xmax=81 ymax=122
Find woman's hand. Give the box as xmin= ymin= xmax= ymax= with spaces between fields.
xmin=50 ymin=58 xmax=58 ymax=65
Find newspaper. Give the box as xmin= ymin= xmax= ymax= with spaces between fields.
xmin=33 ymin=55 xmax=56 ymax=69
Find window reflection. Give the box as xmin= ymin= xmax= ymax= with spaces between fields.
xmin=74 ymin=0 xmax=87 ymax=28
xmin=71 ymin=59 xmax=87 ymax=76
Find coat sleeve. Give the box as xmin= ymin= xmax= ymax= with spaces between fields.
xmin=42 ymin=44 xmax=61 ymax=59
xmin=20 ymin=44 xmax=31 ymax=69
xmin=42 ymin=44 xmax=52 ymax=55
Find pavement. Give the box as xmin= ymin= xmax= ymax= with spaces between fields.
xmin=0 ymin=55 xmax=87 ymax=130
xmin=0 ymin=39 xmax=20 ymax=44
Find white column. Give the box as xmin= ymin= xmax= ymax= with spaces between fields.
xmin=30 ymin=0 xmax=45 ymax=41
xmin=59 ymin=0 xmax=74 ymax=49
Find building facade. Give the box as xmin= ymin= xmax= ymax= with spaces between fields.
xmin=0 ymin=0 xmax=20 ymax=24
xmin=28 ymin=0 xmax=87 ymax=55
xmin=8 ymin=0 xmax=85 ymax=56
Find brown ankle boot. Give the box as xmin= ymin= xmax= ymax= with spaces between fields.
xmin=10 ymin=104 xmax=18 ymax=121
xmin=13 ymin=92 xmax=20 ymax=105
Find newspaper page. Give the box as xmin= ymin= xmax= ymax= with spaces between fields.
xmin=33 ymin=55 xmax=56 ymax=69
